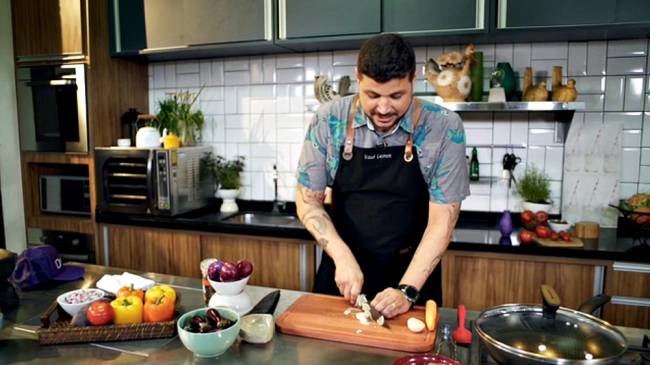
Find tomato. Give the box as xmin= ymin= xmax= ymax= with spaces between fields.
xmin=550 ymin=232 xmax=560 ymax=241
xmin=518 ymin=230 xmax=535 ymax=245
xmin=521 ymin=210 xmax=535 ymax=223
xmin=535 ymin=225 xmax=552 ymax=239
xmin=535 ymin=211 xmax=549 ymax=224
xmin=558 ymin=230 xmax=571 ymax=242
xmin=87 ymin=300 xmax=114 ymax=326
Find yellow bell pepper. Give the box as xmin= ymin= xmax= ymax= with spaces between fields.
xmin=145 ymin=285 xmax=176 ymax=305
xmin=110 ymin=296 xmax=143 ymax=324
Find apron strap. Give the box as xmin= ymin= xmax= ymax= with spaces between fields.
xmin=342 ymin=96 xmax=358 ymax=161
xmin=342 ymin=96 xmax=423 ymax=162
xmin=404 ymin=99 xmax=422 ymax=162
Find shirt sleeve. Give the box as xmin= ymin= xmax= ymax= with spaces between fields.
xmin=428 ymin=112 xmax=470 ymax=204
xmin=296 ymin=107 xmax=330 ymax=192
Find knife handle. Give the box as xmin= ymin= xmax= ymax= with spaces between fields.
xmin=457 ymin=304 xmax=466 ymax=328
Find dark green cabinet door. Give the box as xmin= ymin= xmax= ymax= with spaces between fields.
xmin=498 ymin=0 xmax=615 ymax=28
xmin=279 ymin=0 xmax=380 ymax=39
xmin=108 ymin=0 xmax=146 ymax=55
xmin=614 ymin=0 xmax=650 ymax=23
xmin=383 ymin=0 xmax=485 ymax=33
xmin=144 ymin=0 xmax=271 ymax=49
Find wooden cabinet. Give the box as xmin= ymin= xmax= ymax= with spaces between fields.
xmin=602 ymin=262 xmax=650 ymax=329
xmin=107 ymin=225 xmax=201 ymax=278
xmin=497 ymin=0 xmax=650 ymax=29
xmin=383 ymin=0 xmax=486 ymax=34
xmin=201 ymin=234 xmax=315 ymax=291
xmin=11 ymin=0 xmax=86 ymax=61
xmin=278 ymin=0 xmax=380 ymax=40
xmin=103 ymin=225 xmax=315 ymax=291
xmin=442 ymin=251 xmax=604 ymax=311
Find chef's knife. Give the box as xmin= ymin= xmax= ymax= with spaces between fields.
xmin=247 ymin=290 xmax=281 ymax=315
xmin=369 ymin=304 xmax=390 ymax=328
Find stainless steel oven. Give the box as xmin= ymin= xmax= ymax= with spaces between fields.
xmin=95 ymin=146 xmax=213 ymax=216
xmin=16 ymin=64 xmax=88 ymax=153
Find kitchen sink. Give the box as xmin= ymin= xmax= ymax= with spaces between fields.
xmin=221 ymin=212 xmax=304 ymax=229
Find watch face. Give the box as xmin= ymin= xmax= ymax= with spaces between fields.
xmin=399 ymin=285 xmax=419 ymax=302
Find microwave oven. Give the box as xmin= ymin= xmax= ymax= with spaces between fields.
xmin=39 ymin=175 xmax=91 ymax=216
xmin=95 ymin=146 xmax=213 ymax=216
xmin=16 ymin=64 xmax=88 ymax=153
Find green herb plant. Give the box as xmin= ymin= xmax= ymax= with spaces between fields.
xmin=515 ymin=165 xmax=551 ymax=204
xmin=155 ymin=88 xmax=204 ymax=146
xmin=201 ymin=153 xmax=245 ymax=190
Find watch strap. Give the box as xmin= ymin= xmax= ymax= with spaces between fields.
xmin=398 ymin=284 xmax=420 ymax=304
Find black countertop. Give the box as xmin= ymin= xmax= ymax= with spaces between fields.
xmin=96 ymin=202 xmax=650 ymax=264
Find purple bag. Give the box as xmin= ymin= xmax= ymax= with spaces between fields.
xmin=10 ymin=245 xmax=85 ymax=289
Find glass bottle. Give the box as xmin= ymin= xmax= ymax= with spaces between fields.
xmin=436 ymin=324 xmax=457 ymax=360
xmin=470 ymin=147 xmax=479 ymax=181
xmin=200 ymin=258 xmax=217 ymax=306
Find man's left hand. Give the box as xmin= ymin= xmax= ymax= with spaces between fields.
xmin=371 ymin=287 xmax=410 ymax=319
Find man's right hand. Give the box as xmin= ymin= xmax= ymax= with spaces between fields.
xmin=334 ymin=256 xmax=364 ymax=304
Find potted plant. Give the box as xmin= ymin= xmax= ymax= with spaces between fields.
xmin=201 ymin=153 xmax=245 ymax=214
xmin=155 ymin=88 xmax=204 ymax=146
xmin=515 ymin=165 xmax=552 ymax=212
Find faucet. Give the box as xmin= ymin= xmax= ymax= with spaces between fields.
xmin=271 ymin=164 xmax=284 ymax=214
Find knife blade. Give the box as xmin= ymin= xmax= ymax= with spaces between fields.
xmin=368 ymin=304 xmax=390 ymax=328
xmin=247 ymin=290 xmax=281 ymax=315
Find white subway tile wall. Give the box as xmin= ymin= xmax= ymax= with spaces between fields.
xmin=148 ymin=38 xmax=650 ymax=212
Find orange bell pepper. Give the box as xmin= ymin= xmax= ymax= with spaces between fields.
xmin=143 ymin=294 xmax=175 ymax=322
xmin=117 ymin=284 xmax=145 ymax=301
xmin=110 ymin=296 xmax=143 ymax=324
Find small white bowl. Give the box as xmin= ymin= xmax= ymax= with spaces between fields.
xmin=240 ymin=313 xmax=275 ymax=344
xmin=57 ymin=288 xmax=105 ymax=316
xmin=548 ymin=220 xmax=571 ymax=232
xmin=208 ymin=291 xmax=252 ymax=316
xmin=208 ymin=275 xmax=250 ymax=295
xmin=116 ymin=138 xmax=131 ymax=147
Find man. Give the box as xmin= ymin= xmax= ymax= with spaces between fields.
xmin=296 ymin=33 xmax=469 ymax=319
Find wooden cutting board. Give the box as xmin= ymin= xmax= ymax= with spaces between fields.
xmin=535 ymin=236 xmax=584 ymax=247
xmin=276 ymin=293 xmax=436 ymax=352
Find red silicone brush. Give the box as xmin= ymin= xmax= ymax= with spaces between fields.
xmin=452 ymin=304 xmax=472 ymax=345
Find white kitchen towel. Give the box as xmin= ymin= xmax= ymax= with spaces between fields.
xmin=96 ymin=272 xmax=156 ymax=294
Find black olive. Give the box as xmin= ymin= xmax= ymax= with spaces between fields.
xmin=206 ymin=308 xmax=222 ymax=327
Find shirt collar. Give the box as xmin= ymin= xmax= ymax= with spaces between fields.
xmin=352 ymin=97 xmax=417 ymax=134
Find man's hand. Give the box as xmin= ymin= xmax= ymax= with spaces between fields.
xmin=334 ymin=256 xmax=364 ymax=304
xmin=371 ymin=287 xmax=410 ymax=319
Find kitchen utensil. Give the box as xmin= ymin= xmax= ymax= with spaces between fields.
xmin=452 ymin=304 xmax=472 ymax=345
xmin=548 ymin=219 xmax=571 ymax=232
xmin=436 ymin=324 xmax=457 ymax=360
xmin=248 ymin=290 xmax=280 ymax=315
xmin=276 ymin=293 xmax=436 ymax=352
xmin=392 ymin=353 xmax=460 ymax=365
xmin=534 ymin=235 xmax=584 ymax=248
xmin=240 ymin=313 xmax=274 ymax=344
xmin=475 ymin=285 xmax=627 ymax=365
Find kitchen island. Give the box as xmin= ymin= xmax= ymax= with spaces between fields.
xmin=2 ymin=264 xmax=649 ymax=365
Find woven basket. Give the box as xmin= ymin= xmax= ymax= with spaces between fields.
xmin=37 ymin=298 xmax=177 ymax=345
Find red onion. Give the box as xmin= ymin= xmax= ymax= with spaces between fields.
xmin=219 ymin=262 xmax=238 ymax=282
xmin=236 ymin=259 xmax=253 ymax=279
xmin=207 ymin=260 xmax=224 ymax=281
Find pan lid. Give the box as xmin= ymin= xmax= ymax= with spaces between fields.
xmin=476 ymin=286 xmax=627 ymax=363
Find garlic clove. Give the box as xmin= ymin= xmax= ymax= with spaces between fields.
xmin=407 ymin=317 xmax=426 ymax=333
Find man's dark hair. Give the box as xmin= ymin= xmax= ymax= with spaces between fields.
xmin=357 ymin=33 xmax=415 ymax=83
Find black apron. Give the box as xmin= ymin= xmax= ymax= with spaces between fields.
xmin=313 ymin=97 xmax=442 ymax=305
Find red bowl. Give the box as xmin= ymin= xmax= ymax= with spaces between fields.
xmin=392 ymin=354 xmax=461 ymax=365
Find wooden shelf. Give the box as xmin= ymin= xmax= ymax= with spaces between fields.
xmin=26 ymin=214 xmax=95 ymax=235
xmin=22 ymin=151 xmax=91 ymax=165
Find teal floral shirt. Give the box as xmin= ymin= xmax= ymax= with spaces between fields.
xmin=297 ymin=95 xmax=470 ymax=204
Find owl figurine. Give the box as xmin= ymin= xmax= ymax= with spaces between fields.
xmin=425 ymin=44 xmax=475 ymax=102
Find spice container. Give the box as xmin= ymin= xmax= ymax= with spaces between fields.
xmin=200 ymin=258 xmax=218 ymax=305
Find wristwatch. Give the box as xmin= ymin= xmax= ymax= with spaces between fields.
xmin=398 ymin=284 xmax=420 ymax=304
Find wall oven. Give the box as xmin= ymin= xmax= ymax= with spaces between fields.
xmin=16 ymin=64 xmax=88 ymax=153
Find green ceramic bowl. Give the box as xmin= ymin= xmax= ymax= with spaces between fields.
xmin=177 ymin=307 xmax=241 ymax=358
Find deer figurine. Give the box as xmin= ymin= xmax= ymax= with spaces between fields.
xmin=425 ymin=44 xmax=475 ymax=102
xmin=522 ymin=67 xmax=549 ymax=102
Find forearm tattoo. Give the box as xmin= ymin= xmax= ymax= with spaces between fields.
xmin=298 ymin=186 xmax=334 ymax=249
xmin=317 ymin=238 xmax=329 ymax=250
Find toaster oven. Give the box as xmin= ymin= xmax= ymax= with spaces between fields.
xmin=95 ymin=146 xmax=213 ymax=216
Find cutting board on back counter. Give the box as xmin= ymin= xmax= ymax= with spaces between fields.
xmin=535 ymin=236 xmax=584 ymax=247
xmin=276 ymin=293 xmax=436 ymax=352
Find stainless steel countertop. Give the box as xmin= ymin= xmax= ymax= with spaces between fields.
xmin=1 ymin=264 xmax=647 ymax=364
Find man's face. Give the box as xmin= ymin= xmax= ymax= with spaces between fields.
xmin=356 ymin=72 xmax=414 ymax=133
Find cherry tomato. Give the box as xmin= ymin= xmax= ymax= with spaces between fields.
xmin=87 ymin=300 xmax=114 ymax=326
